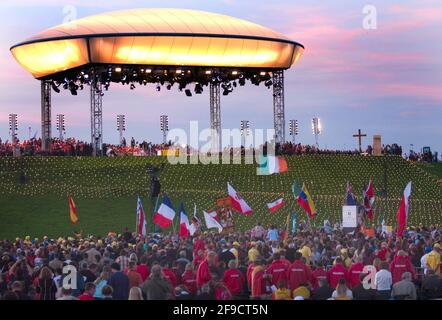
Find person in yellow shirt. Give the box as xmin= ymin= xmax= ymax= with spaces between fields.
xmin=272 ymin=280 xmax=291 ymax=300
xmin=248 ymin=242 xmax=260 ymax=263
xmin=334 ymin=248 xmax=352 ymax=269
xmin=299 ymin=243 xmax=312 ymax=265
xmin=426 ymin=243 xmax=441 ymax=275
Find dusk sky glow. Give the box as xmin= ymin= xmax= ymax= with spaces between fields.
xmin=0 ymin=0 xmax=441 ymax=154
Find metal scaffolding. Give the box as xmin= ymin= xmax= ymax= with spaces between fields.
xmin=210 ymin=82 xmax=221 ymax=152
xmin=90 ymin=79 xmax=103 ymax=156
xmin=272 ymin=70 xmax=285 ymax=144
xmin=41 ymin=80 xmax=52 ymax=151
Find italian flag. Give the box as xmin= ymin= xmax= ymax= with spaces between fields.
xmin=267 ymin=198 xmax=285 ymax=214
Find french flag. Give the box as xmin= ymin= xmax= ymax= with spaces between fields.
xmin=396 ymin=181 xmax=412 ymax=237
xmin=267 ymin=198 xmax=285 ymax=214
xmin=227 ymin=182 xmax=253 ymax=215
xmin=179 ymin=203 xmax=190 ymax=238
xmin=153 ymin=194 xmax=176 ymax=228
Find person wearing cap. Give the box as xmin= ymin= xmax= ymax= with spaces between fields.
xmin=426 ymin=243 xmax=441 ymax=275
xmin=250 ymin=258 xmax=267 ymax=299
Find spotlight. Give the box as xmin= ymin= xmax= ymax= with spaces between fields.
xmin=51 ymin=82 xmax=60 ymax=93
xmin=115 ymin=67 xmax=122 ymax=73
xmin=205 ymin=70 xmax=212 ymax=75
xmin=185 ymin=89 xmax=192 ymax=97
xmin=260 ymin=71 xmax=266 ymax=76
xmin=176 ymin=69 xmax=182 ymax=74
xmin=146 ymin=69 xmax=152 ymax=73
xmin=232 ymin=71 xmax=238 ymax=75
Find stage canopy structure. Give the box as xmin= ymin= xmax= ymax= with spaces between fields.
xmin=10 ymin=8 xmax=304 ymax=155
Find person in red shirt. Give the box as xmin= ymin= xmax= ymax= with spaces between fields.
xmin=215 ymin=282 xmax=232 ymax=300
xmin=193 ymin=237 xmax=205 ymax=259
xmin=266 ymin=252 xmax=288 ymax=287
xmin=327 ymin=257 xmax=348 ymax=289
xmin=287 ymin=252 xmax=312 ymax=292
xmin=182 ymin=263 xmax=197 ymax=296
xmin=390 ymin=250 xmax=415 ymax=284
xmin=136 ymin=256 xmax=150 ymax=282
xmin=78 ymin=282 xmax=95 ymax=300
xmin=193 ymin=249 xmax=204 ymax=268
xmin=251 ymin=258 xmax=267 ymax=299
xmin=160 ymin=261 xmax=177 ymax=288
xmin=246 ymin=261 xmax=255 ymax=291
xmin=311 ymin=261 xmax=328 ymax=291
xmin=377 ymin=242 xmax=391 ymax=261
xmin=347 ymin=256 xmax=364 ymax=288
xmin=279 ymin=250 xmax=292 ymax=270
xmin=196 ymin=251 xmax=216 ymax=289
xmin=223 ymin=260 xmax=245 ymax=297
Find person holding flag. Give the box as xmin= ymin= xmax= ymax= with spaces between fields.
xmin=363 ymin=178 xmax=375 ymax=220
xmin=188 ymin=204 xmax=202 ymax=237
xmin=396 ymin=181 xmax=412 ymax=237
xmin=179 ymin=202 xmax=190 ymax=238
xmin=136 ymin=197 xmax=146 ymax=237
xmin=153 ymin=194 xmax=176 ymax=229
xmin=68 ymin=195 xmax=78 ymax=224
xmin=292 ymin=181 xmax=316 ymax=220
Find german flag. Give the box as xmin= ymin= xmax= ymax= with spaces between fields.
xmin=68 ymin=195 xmax=78 ymax=224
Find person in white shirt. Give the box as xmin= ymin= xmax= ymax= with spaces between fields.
xmin=421 ymin=253 xmax=428 ymax=275
xmin=374 ymin=261 xmax=392 ymax=300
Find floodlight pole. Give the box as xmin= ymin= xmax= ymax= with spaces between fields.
xmin=273 ymin=70 xmax=285 ymax=144
xmin=90 ymin=79 xmax=103 ymax=156
xmin=41 ymin=80 xmax=52 ymax=152
xmin=210 ymin=82 xmax=221 ymax=153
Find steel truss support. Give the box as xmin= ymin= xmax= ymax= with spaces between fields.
xmin=90 ymin=79 xmax=103 ymax=156
xmin=273 ymin=70 xmax=285 ymax=144
xmin=210 ymin=82 xmax=221 ymax=153
xmin=41 ymin=80 xmax=52 ymax=152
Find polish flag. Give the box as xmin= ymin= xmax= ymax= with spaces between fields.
xmin=396 ymin=182 xmax=412 ymax=237
xmin=204 ymin=210 xmax=223 ymax=233
xmin=267 ymin=198 xmax=285 ymax=214
xmin=179 ymin=203 xmax=190 ymax=238
xmin=153 ymin=194 xmax=176 ymax=228
xmin=136 ymin=197 xmax=147 ymax=237
xmin=227 ymin=182 xmax=253 ymax=215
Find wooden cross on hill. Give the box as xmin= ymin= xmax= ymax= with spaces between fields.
xmin=353 ymin=129 xmax=367 ymax=152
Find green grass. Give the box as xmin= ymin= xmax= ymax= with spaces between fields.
xmin=0 ymin=155 xmax=441 ymax=240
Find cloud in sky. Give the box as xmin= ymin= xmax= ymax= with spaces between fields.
xmin=0 ymin=0 xmax=441 ymax=152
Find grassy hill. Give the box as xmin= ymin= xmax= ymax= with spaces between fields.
xmin=0 ymin=155 xmax=441 ymax=239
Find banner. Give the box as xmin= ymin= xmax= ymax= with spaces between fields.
xmin=342 ymin=205 xmax=357 ymax=228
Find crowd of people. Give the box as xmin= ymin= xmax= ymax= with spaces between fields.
xmin=1 ymin=222 xmax=441 ymax=300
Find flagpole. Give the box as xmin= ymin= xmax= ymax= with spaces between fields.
xmin=136 ymin=196 xmax=138 ymax=234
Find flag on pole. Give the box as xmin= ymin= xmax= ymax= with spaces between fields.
xmin=396 ymin=181 xmax=412 ymax=237
xmin=363 ymin=178 xmax=375 ymax=220
xmin=188 ymin=204 xmax=201 ymax=236
xmin=292 ymin=181 xmax=316 ymax=219
xmin=68 ymin=195 xmax=78 ymax=224
xmin=266 ymin=198 xmax=285 ymax=214
xmin=227 ymin=182 xmax=253 ymax=215
xmin=153 ymin=194 xmax=176 ymax=228
xmin=136 ymin=197 xmax=147 ymax=237
xmin=256 ymin=155 xmax=288 ymax=175
xmin=179 ymin=203 xmax=190 ymax=239
xmin=203 ymin=210 xmax=223 ymax=233
xmin=291 ymin=212 xmax=298 ymax=233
